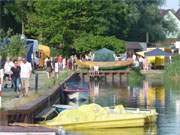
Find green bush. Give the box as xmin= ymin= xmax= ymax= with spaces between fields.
xmin=164 ymin=55 xmax=180 ymax=80
xmin=128 ymin=68 xmax=144 ymax=87
xmin=74 ymin=33 xmax=126 ymax=54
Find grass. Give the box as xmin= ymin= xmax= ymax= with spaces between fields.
xmin=164 ymin=55 xmax=180 ymax=79
xmin=128 ymin=68 xmax=144 ymax=87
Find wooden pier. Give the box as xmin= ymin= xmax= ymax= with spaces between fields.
xmin=0 ymin=72 xmax=76 ymax=125
xmin=79 ymin=70 xmax=129 ymax=82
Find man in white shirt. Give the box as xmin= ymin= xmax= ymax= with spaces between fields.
xmin=20 ymin=58 xmax=32 ymax=96
xmin=4 ymin=57 xmax=14 ymax=88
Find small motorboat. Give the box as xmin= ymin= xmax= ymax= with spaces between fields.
xmin=40 ymin=104 xmax=158 ymax=130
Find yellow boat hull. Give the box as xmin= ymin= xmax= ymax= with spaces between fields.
xmin=60 ymin=115 xmax=145 ymax=130
xmin=76 ymin=59 xmax=133 ymax=69
xmin=72 ymin=126 xmax=157 ymax=135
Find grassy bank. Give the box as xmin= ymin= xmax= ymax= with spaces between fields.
xmin=128 ymin=68 xmax=144 ymax=87
xmin=164 ymin=55 xmax=180 ymax=80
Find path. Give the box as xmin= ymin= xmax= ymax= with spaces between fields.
xmin=1 ymin=70 xmax=70 ymax=110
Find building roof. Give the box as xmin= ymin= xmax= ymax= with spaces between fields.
xmin=127 ymin=42 xmax=143 ymax=50
xmin=160 ymin=9 xmax=170 ymax=17
xmin=176 ymin=8 xmax=180 ymax=20
xmin=160 ymin=9 xmax=180 ymax=21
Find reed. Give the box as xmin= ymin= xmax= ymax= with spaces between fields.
xmin=164 ymin=55 xmax=180 ymax=80
xmin=128 ymin=68 xmax=144 ymax=87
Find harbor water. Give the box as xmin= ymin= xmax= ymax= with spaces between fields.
xmin=63 ymin=74 xmax=180 ymax=135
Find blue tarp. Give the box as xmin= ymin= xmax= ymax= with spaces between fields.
xmin=26 ymin=39 xmax=38 ymax=62
xmin=144 ymin=48 xmax=172 ymax=57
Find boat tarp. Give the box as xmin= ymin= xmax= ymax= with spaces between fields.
xmin=41 ymin=104 xmax=126 ymax=126
xmin=93 ymin=48 xmax=115 ymax=62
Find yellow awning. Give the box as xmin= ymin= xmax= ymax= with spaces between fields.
xmin=38 ymin=45 xmax=50 ymax=57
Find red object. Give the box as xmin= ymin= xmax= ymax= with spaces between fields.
xmin=0 ymin=91 xmax=2 ymax=96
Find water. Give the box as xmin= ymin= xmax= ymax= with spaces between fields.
xmin=64 ymin=75 xmax=180 ymax=135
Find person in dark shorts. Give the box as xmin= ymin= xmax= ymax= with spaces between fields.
xmin=11 ymin=59 xmax=21 ymax=98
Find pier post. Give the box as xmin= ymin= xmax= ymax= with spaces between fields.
xmin=126 ymin=73 xmax=128 ymax=84
xmin=112 ymin=73 xmax=114 ymax=82
xmin=104 ymin=75 xmax=107 ymax=82
xmin=35 ymin=73 xmax=39 ymax=91
xmin=119 ymin=74 xmax=122 ymax=84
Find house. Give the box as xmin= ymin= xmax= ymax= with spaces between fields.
xmin=160 ymin=9 xmax=180 ymax=39
xmin=176 ymin=8 xmax=180 ymax=20
xmin=126 ymin=42 xmax=147 ymax=52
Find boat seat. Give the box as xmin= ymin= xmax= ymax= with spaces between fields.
xmin=35 ymin=107 xmax=58 ymax=121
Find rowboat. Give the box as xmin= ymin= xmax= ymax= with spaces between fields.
xmin=40 ymin=104 xmax=158 ymax=130
xmin=76 ymin=59 xmax=133 ymax=70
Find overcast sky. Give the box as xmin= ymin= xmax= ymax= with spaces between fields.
xmin=162 ymin=0 xmax=179 ymax=11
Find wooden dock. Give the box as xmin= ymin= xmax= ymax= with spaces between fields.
xmin=79 ymin=70 xmax=129 ymax=82
xmin=0 ymin=72 xmax=76 ymax=125
xmin=80 ymin=70 xmax=129 ymax=77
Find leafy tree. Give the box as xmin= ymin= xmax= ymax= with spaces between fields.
xmin=74 ymin=33 xmax=126 ymax=54
xmin=0 ymin=35 xmax=26 ymax=58
xmin=24 ymin=0 xmax=135 ymax=49
xmin=2 ymin=0 xmax=177 ymax=56
xmin=126 ymin=0 xmax=176 ymax=42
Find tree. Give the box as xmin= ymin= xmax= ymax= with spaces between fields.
xmin=0 ymin=34 xmax=26 ymax=58
xmin=125 ymin=0 xmax=177 ymax=42
xmin=74 ymin=33 xmax=126 ymax=54
xmin=3 ymin=0 xmax=177 ymax=56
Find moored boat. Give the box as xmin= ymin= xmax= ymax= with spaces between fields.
xmin=76 ymin=59 xmax=133 ymax=70
xmin=40 ymin=104 xmax=157 ymax=130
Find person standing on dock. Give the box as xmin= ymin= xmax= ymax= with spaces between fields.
xmin=4 ymin=57 xmax=14 ymax=88
xmin=20 ymin=58 xmax=32 ymax=96
xmin=54 ymin=58 xmax=59 ymax=79
xmin=0 ymin=56 xmax=4 ymax=90
xmin=11 ymin=59 xmax=21 ymax=98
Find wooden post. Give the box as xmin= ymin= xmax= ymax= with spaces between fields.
xmin=126 ymin=73 xmax=128 ymax=85
xmin=112 ymin=73 xmax=114 ymax=82
xmin=104 ymin=74 xmax=107 ymax=82
xmin=119 ymin=74 xmax=122 ymax=84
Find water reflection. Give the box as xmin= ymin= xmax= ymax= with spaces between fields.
xmin=64 ymin=75 xmax=180 ymax=135
xmin=70 ymin=125 xmax=157 ymax=135
xmin=139 ymin=81 xmax=165 ymax=109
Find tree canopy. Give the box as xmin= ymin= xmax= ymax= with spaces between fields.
xmin=1 ymin=0 xmax=177 ymax=56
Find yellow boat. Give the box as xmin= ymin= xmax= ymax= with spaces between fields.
xmin=40 ymin=104 xmax=158 ymax=130
xmin=76 ymin=59 xmax=133 ymax=70
xmin=112 ymin=105 xmax=158 ymax=124
xmin=73 ymin=125 xmax=157 ymax=135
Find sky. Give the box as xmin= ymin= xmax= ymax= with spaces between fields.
xmin=162 ymin=0 xmax=180 ymax=11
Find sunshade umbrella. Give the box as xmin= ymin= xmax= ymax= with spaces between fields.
xmin=144 ymin=48 xmax=172 ymax=57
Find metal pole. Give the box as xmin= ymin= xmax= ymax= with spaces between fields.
xmin=35 ymin=73 xmax=38 ymax=91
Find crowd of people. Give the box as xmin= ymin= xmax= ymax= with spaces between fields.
xmin=0 ymin=54 xmax=78 ymax=99
xmin=132 ymin=53 xmax=150 ymax=70
xmin=43 ymin=55 xmax=77 ymax=79
xmin=0 ymin=56 xmax=32 ymax=98
xmin=0 ymin=52 xmax=152 ymax=99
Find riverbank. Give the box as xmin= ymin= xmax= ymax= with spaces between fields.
xmin=1 ymin=70 xmax=74 ymax=111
